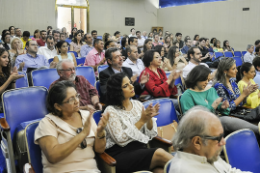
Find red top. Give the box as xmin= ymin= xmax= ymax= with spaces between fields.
xmin=139 ymin=67 xmax=177 ymax=97
xmin=37 ymin=39 xmax=45 ymax=46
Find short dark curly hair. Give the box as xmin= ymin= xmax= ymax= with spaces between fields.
xmin=143 ymin=49 xmax=156 ymax=67
xmin=105 ymin=73 xmax=127 ymax=109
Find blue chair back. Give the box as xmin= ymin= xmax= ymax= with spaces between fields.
xmin=32 ymin=69 xmax=59 ymax=89
xmin=164 ymin=160 xmax=172 ymax=173
xmin=224 ymin=129 xmax=260 ymax=173
xmin=174 ymin=77 xmax=182 ymax=86
xmin=25 ymin=122 xmax=43 ymax=173
xmin=48 ymin=58 xmax=54 ymax=64
xmin=68 ymin=51 xmax=78 ymax=57
xmin=2 ymin=87 xmax=48 ymax=140
xmin=224 ymin=51 xmax=233 ymax=58
xmin=65 ymin=39 xmax=72 ymax=44
xmin=215 ymin=52 xmax=224 ymax=59
xmin=98 ymin=65 xmax=109 ymax=74
xmin=76 ymin=57 xmax=86 ymax=66
xmin=16 ymin=71 xmax=29 ymax=88
xmin=95 ymin=81 xmax=105 ymax=103
xmin=233 ymin=57 xmax=243 ymax=67
xmin=242 ymin=51 xmax=247 ymax=56
xmin=143 ymin=98 xmax=179 ymax=126
xmin=76 ymin=66 xmax=96 ymax=86
xmin=234 ymin=51 xmax=242 ymax=57
xmin=93 ymin=110 xmax=102 ymax=124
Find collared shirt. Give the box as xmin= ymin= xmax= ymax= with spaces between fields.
xmin=49 ymin=75 xmax=98 ymax=106
xmin=15 ymin=53 xmax=49 ymax=72
xmin=183 ymin=61 xmax=209 ymax=79
xmin=20 ymin=37 xmax=32 ymax=49
xmin=137 ymin=37 xmax=145 ymax=51
xmin=181 ymin=45 xmax=190 ymax=54
xmin=244 ymin=52 xmax=255 ymax=63
xmin=142 ymin=36 xmax=147 ymax=40
xmin=80 ymin=44 xmax=94 ymax=58
xmin=37 ymin=46 xmax=57 ymax=60
xmin=112 ymin=67 xmax=122 ymax=74
xmin=254 ymin=71 xmax=260 ymax=89
xmin=84 ymin=48 xmax=106 ymax=76
xmin=170 ymin=151 xmax=251 ymax=173
xmin=123 ymin=58 xmax=145 ymax=76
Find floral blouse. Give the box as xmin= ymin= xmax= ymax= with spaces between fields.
xmin=213 ymin=78 xmax=243 ymax=111
xmin=104 ymin=100 xmax=157 ymax=149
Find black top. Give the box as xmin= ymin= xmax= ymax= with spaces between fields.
xmin=199 ymin=46 xmax=210 ymax=63
xmin=3 ymin=44 xmax=10 ymax=51
xmin=0 ymin=73 xmax=12 ymax=97
xmin=179 ymin=40 xmax=184 ymax=49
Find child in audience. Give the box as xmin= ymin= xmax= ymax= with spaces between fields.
xmin=238 ymin=62 xmax=260 ymax=108
xmin=53 ymin=41 xmax=77 ymax=66
xmin=213 ymin=40 xmax=224 ymax=52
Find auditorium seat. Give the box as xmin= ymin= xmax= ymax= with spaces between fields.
xmin=48 ymin=58 xmax=54 ymax=64
xmin=233 ymin=56 xmax=243 ymax=67
xmin=215 ymin=52 xmax=224 ymax=59
xmin=68 ymin=51 xmax=78 ymax=57
xmin=97 ymin=64 xmax=109 ymax=74
xmin=76 ymin=66 xmax=96 ymax=86
xmin=224 ymin=51 xmax=233 ymax=58
xmin=234 ymin=51 xmax=242 ymax=58
xmin=164 ymin=160 xmax=172 ymax=173
xmin=16 ymin=71 xmax=29 ymax=88
xmin=31 ymin=69 xmax=59 ymax=89
xmin=242 ymin=51 xmax=247 ymax=56
xmin=76 ymin=57 xmax=86 ymax=66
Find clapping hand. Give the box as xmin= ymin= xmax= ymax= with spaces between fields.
xmin=243 ymin=81 xmax=258 ymax=96
xmin=50 ymin=61 xmax=57 ymax=68
xmin=139 ymin=71 xmax=149 ymax=85
xmin=10 ymin=67 xmax=24 ymax=81
xmin=94 ymin=102 xmax=102 ymax=110
xmin=212 ymin=97 xmax=229 ymax=110
xmin=141 ymin=103 xmax=160 ymax=123
xmin=96 ymin=112 xmax=110 ymax=137
xmin=131 ymin=74 xmax=138 ymax=83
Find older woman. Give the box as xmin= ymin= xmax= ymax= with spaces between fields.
xmin=104 ymin=73 xmax=173 ymax=173
xmin=35 ymin=81 xmax=109 ymax=173
xmin=9 ymin=38 xmax=26 ymax=66
xmin=154 ymin=45 xmax=173 ymax=71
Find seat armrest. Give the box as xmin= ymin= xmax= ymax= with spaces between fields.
xmin=153 ymin=136 xmax=172 ymax=147
xmin=0 ymin=118 xmax=10 ymax=131
xmin=98 ymin=152 xmax=117 ymax=166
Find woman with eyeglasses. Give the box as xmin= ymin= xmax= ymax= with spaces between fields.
xmin=53 ymin=40 xmax=77 ymax=67
xmin=182 ymin=65 xmax=259 ymax=137
xmin=104 ymin=73 xmax=173 ymax=173
xmin=35 ymin=80 xmax=109 ymax=173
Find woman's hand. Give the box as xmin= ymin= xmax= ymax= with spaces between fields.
xmin=167 ymin=70 xmax=181 ymax=85
xmin=9 ymin=67 xmax=24 ymax=81
xmin=139 ymin=71 xmax=149 ymax=85
xmin=96 ymin=112 xmax=110 ymax=137
xmin=243 ymin=82 xmax=258 ymax=96
xmin=221 ymin=100 xmax=229 ymax=109
xmin=82 ymin=111 xmax=93 ymax=136
xmin=94 ymin=102 xmax=102 ymax=110
xmin=140 ymin=103 xmax=160 ymax=123
xmin=211 ymin=97 xmax=223 ymax=110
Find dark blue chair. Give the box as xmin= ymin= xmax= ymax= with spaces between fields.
xmin=224 ymin=129 xmax=260 ymax=173
xmin=233 ymin=56 xmax=243 ymax=67
xmin=224 ymin=51 xmax=233 ymax=58
xmin=76 ymin=66 xmax=96 ymax=86
xmin=234 ymin=51 xmax=242 ymax=57
xmin=68 ymin=51 xmax=78 ymax=57
xmin=31 ymin=69 xmax=59 ymax=89
xmin=65 ymin=39 xmax=72 ymax=44
xmin=97 ymin=65 xmax=109 ymax=74
xmin=76 ymin=57 xmax=86 ymax=66
xmin=164 ymin=160 xmax=172 ymax=173
xmin=0 ymin=87 xmax=48 ymax=172
xmin=174 ymin=77 xmax=182 ymax=86
xmin=215 ymin=52 xmax=224 ymax=59
xmin=93 ymin=110 xmax=102 ymax=124
xmin=95 ymin=81 xmax=105 ymax=103
xmin=25 ymin=122 xmax=43 ymax=173
xmin=48 ymin=58 xmax=54 ymax=64
xmin=16 ymin=71 xmax=29 ymax=88
xmin=242 ymin=51 xmax=247 ymax=56
xmin=143 ymin=98 xmax=179 ymax=126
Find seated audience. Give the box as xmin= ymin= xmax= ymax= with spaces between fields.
xmin=37 ymin=30 xmax=47 ymax=46
xmin=143 ymin=39 xmax=153 ymax=54
xmin=127 ymin=37 xmax=143 ymax=58
xmin=169 ymin=33 xmax=174 ymax=45
xmin=104 ymin=72 xmax=173 ymax=173
xmin=120 ymin=36 xmax=129 ymax=56
xmin=0 ymin=48 xmax=24 ymax=111
xmin=53 ymin=30 xmax=60 ymax=45
xmin=15 ymin=28 xmax=22 ymax=38
xmin=238 ymin=62 xmax=260 ymax=108
xmin=158 ymin=30 xmax=163 ymax=41
xmin=1 ymin=30 xmax=10 ymax=41
xmin=2 ymin=33 xmax=11 ymax=50
xmin=53 ymin=41 xmax=77 ymax=66
xmin=32 ymin=29 xmax=40 ymax=41
xmin=102 ymin=33 xmax=111 ymax=44
xmin=123 ymin=45 xmax=145 ymax=76
xmin=35 ymin=80 xmax=109 ymax=173
xmin=9 ymin=26 xmax=15 ymax=38
xmin=21 ymin=31 xmax=31 ymax=49
xmin=140 ymin=50 xmax=180 ymax=99
xmin=210 ymin=37 xmax=217 ymax=47
xmin=152 ymin=34 xmax=162 ymax=47
xmin=69 ymin=27 xmax=77 ymax=39
xmin=255 ymin=46 xmax=260 ymax=56
xmin=154 ymin=45 xmax=173 ymax=71
xmin=99 ymin=47 xmax=148 ymax=96
xmin=172 ymin=41 xmax=179 ymax=49
xmin=111 ymin=31 xmax=121 ymax=44
xmin=254 ymin=40 xmax=260 ymax=52
xmin=84 ymin=39 xmax=106 ymax=76
xmin=163 ymin=35 xmax=171 ymax=55
xmin=15 ymin=40 xmax=55 ymax=72
xmin=80 ymin=33 xmax=93 ymax=57
xmin=60 ymin=33 xmax=66 ymax=41
xmin=213 ymin=40 xmax=224 ymax=52
xmin=170 ymin=106 xmax=252 ymax=173
xmin=38 ymin=36 xmax=57 ymax=60
xmin=244 ymin=44 xmax=255 ymax=63
xmin=104 ymin=40 xmax=117 ymax=50
xmin=91 ymin=30 xmax=98 ymax=40
xmin=183 ymin=47 xmax=209 ymax=79
xmin=205 ymin=38 xmax=214 ymax=52
xmin=148 ymin=32 xmax=153 ymax=39
xmin=128 ymin=28 xmax=136 ymax=37
xmin=198 ymin=38 xmax=212 ymax=65
xmin=137 ymin=31 xmax=145 ymax=51
xmin=175 ymin=33 xmax=184 ymax=49
xmin=61 ymin=27 xmax=68 ymax=38
xmin=50 ymin=59 xmax=101 ymax=111
xmin=47 ymin=26 xmax=52 ymax=32
xmin=223 ymin=40 xmax=234 ymax=53
xmin=47 ymin=30 xmax=52 ymax=36
xmin=193 ymin=34 xmax=199 ymax=46
xmin=70 ymin=31 xmax=83 ymax=57
xmin=253 ymin=56 xmax=260 ymax=89
xmin=9 ymin=38 xmax=26 ymax=66
xmin=181 ymin=38 xmax=192 ymax=55
xmin=142 ymin=31 xmax=147 ymax=40
xmin=167 ymin=46 xmax=187 ymax=70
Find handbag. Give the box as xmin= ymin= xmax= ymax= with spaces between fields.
xmin=230 ymin=106 xmax=260 ymax=121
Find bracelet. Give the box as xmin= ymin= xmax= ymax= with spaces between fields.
xmin=97 ymin=131 xmax=106 ymax=139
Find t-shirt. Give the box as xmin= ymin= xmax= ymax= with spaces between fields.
xmin=37 ymin=39 xmax=45 ymax=47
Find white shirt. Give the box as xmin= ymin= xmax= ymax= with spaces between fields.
xmin=129 ymin=34 xmax=137 ymax=38
xmin=169 ymin=151 xmax=251 ymax=173
xmin=182 ymin=61 xmax=208 ymax=79
xmin=137 ymin=37 xmax=145 ymax=51
xmin=122 ymin=58 xmax=145 ymax=76
xmin=244 ymin=52 xmax=255 ymax=64
xmin=37 ymin=46 xmax=57 ymax=60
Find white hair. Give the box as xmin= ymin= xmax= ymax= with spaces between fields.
xmin=56 ymin=59 xmax=74 ymax=71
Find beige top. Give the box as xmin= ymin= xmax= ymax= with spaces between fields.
xmin=35 ymin=110 xmax=100 ymax=173
xmin=70 ymin=42 xmax=82 ymax=57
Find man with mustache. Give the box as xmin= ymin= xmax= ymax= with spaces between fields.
xmin=169 ymin=106 xmax=251 ymax=173
xmin=49 ymin=59 xmax=102 ymax=111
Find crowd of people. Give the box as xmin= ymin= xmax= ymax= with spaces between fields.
xmin=0 ymin=25 xmax=260 ymax=173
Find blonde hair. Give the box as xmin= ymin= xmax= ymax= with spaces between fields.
xmin=11 ymin=38 xmax=23 ymax=49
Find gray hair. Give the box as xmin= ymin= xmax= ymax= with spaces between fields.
xmin=56 ymin=59 xmax=74 ymax=71
xmin=172 ymin=106 xmax=218 ymax=151
xmin=213 ymin=57 xmax=236 ymax=87
xmin=247 ymin=44 xmax=253 ymax=50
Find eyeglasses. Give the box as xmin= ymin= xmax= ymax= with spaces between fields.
xmin=60 ymin=67 xmax=76 ymax=72
xmin=200 ymin=133 xmax=224 ymax=143
xmin=76 ymin=128 xmax=87 ymax=149
xmin=63 ymin=94 xmax=81 ymax=104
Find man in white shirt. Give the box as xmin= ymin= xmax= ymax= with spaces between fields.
xmin=136 ymin=31 xmax=145 ymax=52
xmin=244 ymin=44 xmax=255 ymax=63
xmin=38 ymin=36 xmax=57 ymax=60
xmin=128 ymin=28 xmax=136 ymax=37
xmin=123 ymin=45 xmax=145 ymax=76
xmin=142 ymin=31 xmax=147 ymax=40
xmin=170 ymin=106 xmax=252 ymax=173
